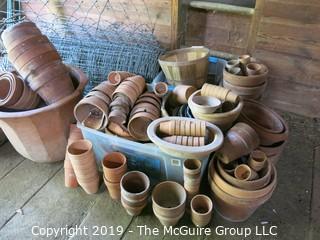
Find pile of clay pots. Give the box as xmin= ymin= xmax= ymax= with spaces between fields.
xmin=1 ymin=21 xmax=74 ymax=104
xmin=223 ymin=54 xmax=268 ymax=100
xmin=74 ymin=71 xmax=162 ymax=142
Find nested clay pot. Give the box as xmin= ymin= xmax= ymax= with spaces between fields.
xmin=103 ymin=175 xmax=121 ymax=200
xmin=120 ymin=171 xmax=150 ymax=216
xmin=172 ymin=85 xmax=197 ymax=104
xmin=183 ymin=159 xmax=201 ymax=197
xmin=201 ymin=84 xmax=239 ymax=103
xmin=92 ymin=81 xmax=116 ymax=99
xmin=248 ymin=150 xmax=267 ymax=171
xmin=234 ymin=164 xmax=258 ymax=181
xmin=0 ymin=71 xmax=24 ymax=107
xmin=153 ymin=82 xmax=168 ymax=98
xmin=159 ymin=119 xmax=206 ymax=137
xmin=190 ymin=194 xmax=213 ymax=227
xmin=162 ymin=136 xmax=205 ymax=146
xmin=0 ymin=66 xmax=88 ymax=163
xmin=223 ymin=79 xmax=267 ymax=100
xmin=152 ymin=181 xmax=186 ymax=226
xmin=246 ymin=63 xmax=264 ymax=76
xmin=102 ymin=152 xmax=127 ymax=183
xmin=217 ymin=122 xmax=260 ymax=164
xmin=189 ymin=95 xmax=221 ymax=114
xmin=108 ymin=71 xmax=135 ymax=86
xmin=67 ymin=139 xmax=99 ymax=194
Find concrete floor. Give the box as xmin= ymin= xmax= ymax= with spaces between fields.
xmin=0 ymin=111 xmax=319 ymax=240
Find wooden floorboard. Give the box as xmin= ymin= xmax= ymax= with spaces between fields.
xmin=0 ymin=143 xmax=25 ymax=180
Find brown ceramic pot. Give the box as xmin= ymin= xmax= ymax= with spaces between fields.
xmin=103 ymin=175 xmax=121 ymax=200
xmin=102 ymin=152 xmax=127 ymax=183
xmin=248 ymin=150 xmax=267 ymax=171
xmin=234 ymin=164 xmax=259 ymax=181
xmin=108 ymin=71 xmax=135 ymax=86
xmin=190 ymin=194 xmax=213 ymax=227
xmin=201 ymin=84 xmax=239 ymax=103
xmin=153 ymin=82 xmax=168 ymax=98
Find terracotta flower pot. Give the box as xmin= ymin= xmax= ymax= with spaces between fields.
xmin=246 ymin=63 xmax=264 ymax=76
xmin=0 ymin=66 xmax=87 ymax=163
xmin=139 ymin=92 xmax=161 ymax=106
xmin=103 ymin=175 xmax=121 ymax=200
xmin=67 ymin=139 xmax=99 ymax=194
xmin=92 ymin=81 xmax=116 ymax=99
xmin=162 ymin=136 xmax=205 ymax=146
xmin=0 ymin=71 xmax=24 ymax=107
xmin=190 ymin=194 xmax=213 ymax=227
xmin=120 ymin=171 xmax=150 ymax=216
xmin=223 ymin=79 xmax=267 ymax=100
xmin=108 ymin=71 xmax=135 ymax=86
xmin=152 ymin=181 xmax=186 ymax=226
xmin=128 ymin=111 xmax=159 ymax=141
xmin=189 ymin=95 xmax=221 ymax=114
xmin=234 ymin=164 xmax=258 ymax=181
xmin=248 ymin=150 xmax=267 ymax=171
xmin=201 ymin=84 xmax=239 ymax=103
xmin=217 ymin=122 xmax=260 ymax=164
xmin=172 ymin=85 xmax=197 ymax=104
xmin=183 ymin=159 xmax=201 ymax=197
xmin=159 ymin=119 xmax=206 ymax=137
xmin=102 ymin=152 xmax=127 ymax=183
xmin=153 ymin=82 xmax=168 ymax=98
xmin=124 ymin=75 xmax=146 ymax=93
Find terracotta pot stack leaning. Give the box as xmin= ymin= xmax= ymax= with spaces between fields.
xmin=239 ymin=99 xmax=289 ymax=164
xmin=208 ymin=155 xmax=277 ymax=222
xmin=223 ymin=55 xmax=268 ymax=100
xmin=102 ymin=152 xmax=127 ymax=200
xmin=0 ymin=71 xmax=40 ymax=110
xmin=74 ymin=81 xmax=115 ymax=130
xmin=128 ymin=92 xmax=161 ymax=141
xmin=183 ymin=159 xmax=202 ymax=200
xmin=1 ymin=21 xmax=74 ymax=104
xmin=217 ymin=122 xmax=260 ymax=164
xmin=67 ymin=139 xmax=100 ymax=194
xmin=190 ymin=194 xmax=213 ymax=227
xmin=64 ymin=124 xmax=83 ymax=188
xmin=152 ymin=181 xmax=187 ymax=226
xmin=120 ymin=171 xmax=150 ymax=216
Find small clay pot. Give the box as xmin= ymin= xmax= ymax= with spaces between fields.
xmin=102 ymin=152 xmax=127 ymax=183
xmin=120 ymin=171 xmax=150 ymax=216
xmin=223 ymin=80 xmax=267 ymax=100
xmin=217 ymin=122 xmax=260 ymax=164
xmin=107 ymin=122 xmax=133 ymax=139
xmin=159 ymin=119 xmax=206 ymax=137
xmin=0 ymin=72 xmax=24 ymax=107
xmin=172 ymin=85 xmax=197 ymax=104
xmin=162 ymin=136 xmax=205 ymax=146
xmin=67 ymin=140 xmax=99 ymax=194
xmin=128 ymin=111 xmax=158 ymax=141
xmin=153 ymin=82 xmax=168 ymax=97
xmin=190 ymin=194 xmax=213 ymax=227
xmin=234 ymin=164 xmax=258 ymax=181
xmin=124 ymin=75 xmax=146 ymax=93
xmin=136 ymin=96 xmax=161 ymax=109
xmin=108 ymin=71 xmax=135 ymax=86
xmin=183 ymin=159 xmax=201 ymax=198
xmin=248 ymin=150 xmax=267 ymax=171
xmin=201 ymin=83 xmax=239 ymax=103
xmin=246 ymin=63 xmax=264 ymax=76
xmin=103 ymin=175 xmax=121 ymax=200
xmin=93 ymin=81 xmax=116 ymax=99
xmin=139 ymin=92 xmax=162 ymax=105
xmin=152 ymin=181 xmax=186 ymax=226
xmin=225 ymin=59 xmax=240 ymax=71
xmin=239 ymin=54 xmax=251 ymax=66
xmin=183 ymin=159 xmax=201 ymax=176
xmin=189 ymin=95 xmax=221 ymax=114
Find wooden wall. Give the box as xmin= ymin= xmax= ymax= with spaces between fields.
xmin=184 ymin=0 xmax=320 ymax=118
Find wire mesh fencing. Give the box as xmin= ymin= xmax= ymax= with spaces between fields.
xmin=0 ymin=0 xmax=164 ymax=92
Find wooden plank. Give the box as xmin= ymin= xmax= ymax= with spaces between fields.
xmin=0 ymin=160 xmax=62 ymax=229
xmin=0 ymin=143 xmax=24 ymax=180
xmin=170 ymin=0 xmax=180 ymax=49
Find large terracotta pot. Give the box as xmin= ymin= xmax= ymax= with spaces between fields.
xmin=0 ymin=67 xmax=88 ymax=163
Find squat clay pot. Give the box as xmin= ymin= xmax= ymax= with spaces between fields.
xmin=248 ymin=150 xmax=267 ymax=171
xmin=120 ymin=171 xmax=150 ymax=216
xmin=191 ymin=194 xmax=213 ymax=227
xmin=246 ymin=63 xmax=264 ymax=76
xmin=102 ymin=152 xmax=127 ymax=183
xmin=152 ymin=181 xmax=186 ymax=226
xmin=0 ymin=71 xmax=24 ymax=107
xmin=172 ymin=85 xmax=197 ymax=104
xmin=234 ymin=164 xmax=258 ymax=181
xmin=159 ymin=119 xmax=206 ymax=137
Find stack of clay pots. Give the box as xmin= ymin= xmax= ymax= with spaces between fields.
xmin=67 ymin=139 xmax=99 ymax=194
xmin=159 ymin=119 xmax=207 ymax=146
xmin=120 ymin=171 xmax=150 ymax=216
xmin=152 ymin=181 xmax=187 ymax=226
xmin=0 ymin=71 xmax=40 ymax=110
xmin=189 ymin=84 xmax=243 ymax=131
xmin=239 ymin=99 xmax=289 ymax=164
xmin=1 ymin=21 xmax=74 ymax=104
xmin=190 ymin=194 xmax=213 ymax=227
xmin=217 ymin=122 xmax=260 ymax=164
xmin=64 ymin=124 xmax=83 ymax=188
xmin=223 ymin=54 xmax=268 ymax=100
xmin=128 ymin=92 xmax=161 ymax=141
xmin=208 ymin=152 xmax=277 ymax=222
xmin=102 ymin=152 xmax=127 ymax=200
xmin=74 ymin=81 xmax=115 ymax=130
xmin=183 ymin=159 xmax=202 ymax=201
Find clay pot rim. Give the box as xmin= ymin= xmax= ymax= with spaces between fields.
xmin=147 ymin=116 xmax=224 ymax=158
xmin=158 ymin=47 xmax=210 ymax=65
xmin=67 ymin=139 xmax=93 ymax=157
xmin=102 ymin=152 xmax=127 ymax=170
xmin=154 ymin=82 xmax=168 ymax=97
xmin=189 ymin=94 xmax=222 ymax=114
xmin=234 ymin=164 xmax=255 ymax=181
xmin=152 ymin=181 xmax=186 ymax=211
xmin=0 ymin=66 xmax=88 ymax=118
xmin=120 ymin=171 xmax=150 ymax=196
xmin=190 ymin=194 xmax=213 ymax=216
xmin=183 ymin=159 xmax=202 ymax=173
xmin=0 ymin=72 xmax=23 ymax=106
xmin=223 ymin=79 xmax=267 ymax=91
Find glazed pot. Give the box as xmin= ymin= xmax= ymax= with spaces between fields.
xmin=217 ymin=122 xmax=260 ymax=164
xmin=103 ymin=175 xmax=121 ymax=200
xmin=239 ymin=55 xmax=251 ymax=66
xmin=148 ymin=117 xmax=224 ymax=159
xmin=190 ymin=194 xmax=213 ymax=227
xmin=201 ymin=84 xmax=239 ymax=103
xmin=120 ymin=171 xmax=150 ymax=216
xmin=152 ymin=181 xmax=186 ymax=226
xmin=189 ymin=95 xmax=221 ymax=114
xmin=189 ymin=90 xmax=243 ymax=131
xmin=153 ymin=82 xmax=168 ymax=97
xmin=67 ymin=139 xmax=99 ymax=194
xmin=102 ymin=152 xmax=127 ymax=183
xmin=172 ymin=85 xmax=197 ymax=104
xmin=108 ymin=71 xmax=135 ymax=86
xmin=234 ymin=164 xmax=258 ymax=181
xmin=0 ymin=66 xmax=87 ymax=163
xmin=239 ymin=99 xmax=289 ymax=145
xmin=248 ymin=150 xmax=267 ymax=171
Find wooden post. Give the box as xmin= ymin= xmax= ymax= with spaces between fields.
xmin=171 ymin=0 xmax=180 ymax=49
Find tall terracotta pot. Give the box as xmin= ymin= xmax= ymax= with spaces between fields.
xmin=0 ymin=67 xmax=88 ymax=163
